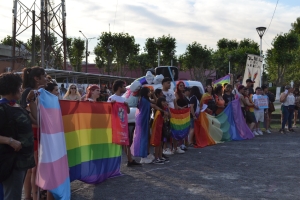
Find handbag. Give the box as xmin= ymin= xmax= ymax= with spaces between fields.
xmin=268 ymin=102 xmax=275 ymax=113
xmin=0 ymin=104 xmax=17 ymax=183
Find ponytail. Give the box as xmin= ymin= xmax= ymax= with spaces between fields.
xmin=22 ymin=66 xmax=45 ymax=89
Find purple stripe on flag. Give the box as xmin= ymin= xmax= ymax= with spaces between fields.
xmin=232 ymin=99 xmax=254 ymax=139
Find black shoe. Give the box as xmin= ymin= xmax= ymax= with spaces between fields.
xmin=153 ymin=159 xmax=164 ymax=165
xmin=126 ymin=160 xmax=142 ymax=167
xmin=161 ymin=157 xmax=170 ymax=163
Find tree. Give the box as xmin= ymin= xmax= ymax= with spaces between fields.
xmin=144 ymin=37 xmax=157 ymax=67
xmin=0 ymin=35 xmax=24 ymax=48
xmin=179 ymin=42 xmax=213 ymax=83
xmin=291 ymin=17 xmax=300 ymax=34
xmin=68 ymin=37 xmax=85 ymax=72
xmin=213 ymin=38 xmax=259 ymax=77
xmin=157 ymin=35 xmax=177 ymax=66
xmin=265 ymin=32 xmax=300 ymax=86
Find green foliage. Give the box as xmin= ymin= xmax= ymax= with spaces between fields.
xmin=291 ymin=17 xmax=300 ymax=35
xmin=179 ymin=42 xmax=213 ymax=82
xmin=0 ymin=35 xmax=24 ymax=48
xmin=68 ymin=37 xmax=85 ymax=72
xmin=157 ymin=35 xmax=177 ymax=66
xmin=265 ymin=32 xmax=300 ymax=86
xmin=144 ymin=37 xmax=157 ymax=67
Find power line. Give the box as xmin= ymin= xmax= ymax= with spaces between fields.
xmin=113 ymin=0 xmax=119 ymax=32
xmin=265 ymin=0 xmax=279 ymax=35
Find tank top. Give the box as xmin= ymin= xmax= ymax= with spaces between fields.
xmin=283 ymin=93 xmax=295 ymax=106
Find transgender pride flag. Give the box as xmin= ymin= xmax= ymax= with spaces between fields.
xmin=37 ymin=89 xmax=70 ymax=199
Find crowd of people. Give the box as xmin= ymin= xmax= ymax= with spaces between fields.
xmin=0 ymin=66 xmax=299 ymax=200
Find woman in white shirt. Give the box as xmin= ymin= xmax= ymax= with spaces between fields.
xmin=280 ymin=85 xmax=295 ymax=134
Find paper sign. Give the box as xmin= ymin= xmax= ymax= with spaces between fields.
xmin=257 ymin=96 xmax=268 ymax=109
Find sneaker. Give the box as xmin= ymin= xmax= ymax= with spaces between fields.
xmin=160 ymin=157 xmax=170 ymax=163
xmin=153 ymin=159 xmax=164 ymax=165
xmin=253 ymin=130 xmax=259 ymax=136
xmin=279 ymin=129 xmax=286 ymax=134
xmin=126 ymin=160 xmax=142 ymax=167
xmin=175 ymin=147 xmax=185 ymax=154
xmin=293 ymin=124 xmax=298 ymax=128
xmin=285 ymin=125 xmax=288 ymax=129
xmin=266 ymin=129 xmax=272 ymax=134
xmin=163 ymin=148 xmax=173 ymax=156
xmin=162 ymin=154 xmax=169 ymax=159
xmin=180 ymin=144 xmax=187 ymax=151
xmin=257 ymin=130 xmax=263 ymax=135
xmin=147 ymin=154 xmax=155 ymax=160
xmin=140 ymin=158 xmax=153 ymax=164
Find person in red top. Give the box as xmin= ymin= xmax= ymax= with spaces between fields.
xmin=214 ymin=85 xmax=225 ymax=116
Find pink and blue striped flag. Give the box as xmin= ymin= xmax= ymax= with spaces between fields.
xmin=37 ymin=89 xmax=70 ymax=200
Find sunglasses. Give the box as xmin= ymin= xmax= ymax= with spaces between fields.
xmin=71 ymin=87 xmax=77 ymax=90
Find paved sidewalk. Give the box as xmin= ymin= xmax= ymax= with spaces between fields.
xmin=71 ymin=130 xmax=300 ymax=200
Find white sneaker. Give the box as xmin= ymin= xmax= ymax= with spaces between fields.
xmin=266 ymin=129 xmax=272 ymax=134
xmin=140 ymin=158 xmax=152 ymax=164
xmin=253 ymin=130 xmax=259 ymax=136
xmin=257 ymin=130 xmax=263 ymax=135
xmin=175 ymin=147 xmax=185 ymax=154
xmin=147 ymin=154 xmax=155 ymax=160
xmin=163 ymin=148 xmax=173 ymax=155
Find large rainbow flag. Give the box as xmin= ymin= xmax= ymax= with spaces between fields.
xmin=37 ymin=89 xmax=70 ymax=200
xmin=59 ymin=100 xmax=122 ymax=184
xmin=213 ymin=75 xmax=230 ymax=87
xmin=194 ymin=99 xmax=254 ymax=148
xmin=170 ymin=108 xmax=190 ymax=141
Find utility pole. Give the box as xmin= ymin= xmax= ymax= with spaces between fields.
xmin=31 ymin=10 xmax=36 ymax=66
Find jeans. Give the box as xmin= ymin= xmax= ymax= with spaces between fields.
xmin=282 ymin=106 xmax=294 ymax=130
xmin=2 ymin=169 xmax=26 ymax=200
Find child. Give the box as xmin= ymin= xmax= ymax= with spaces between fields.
xmin=253 ymin=87 xmax=264 ymax=135
xmin=151 ymin=97 xmax=170 ymax=164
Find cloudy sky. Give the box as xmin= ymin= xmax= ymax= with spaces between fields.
xmin=0 ymin=0 xmax=299 ymax=63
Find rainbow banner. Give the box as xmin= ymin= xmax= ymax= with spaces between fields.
xmin=37 ymin=89 xmax=70 ymax=200
xmin=170 ymin=108 xmax=190 ymax=141
xmin=213 ymin=75 xmax=230 ymax=87
xmin=150 ymin=111 xmax=164 ymax=147
xmin=59 ymin=100 xmax=122 ymax=184
xmin=194 ymin=99 xmax=254 ymax=148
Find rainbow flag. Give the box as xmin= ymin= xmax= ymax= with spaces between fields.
xmin=37 ymin=89 xmax=70 ymax=200
xmin=213 ymin=75 xmax=230 ymax=87
xmin=150 ymin=111 xmax=164 ymax=147
xmin=59 ymin=100 xmax=122 ymax=184
xmin=169 ymin=108 xmax=190 ymax=141
xmin=194 ymin=99 xmax=254 ymax=148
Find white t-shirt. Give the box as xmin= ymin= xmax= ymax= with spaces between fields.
xmin=162 ymin=90 xmax=175 ymax=109
xmin=252 ymin=94 xmax=264 ymax=113
xmin=107 ymin=94 xmax=126 ymax=103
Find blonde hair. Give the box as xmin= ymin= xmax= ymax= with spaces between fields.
xmin=63 ymin=84 xmax=80 ymax=99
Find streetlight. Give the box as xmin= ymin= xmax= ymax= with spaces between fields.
xmin=169 ymin=51 xmax=175 ymax=66
xmin=256 ymin=26 xmax=266 ymax=86
xmin=79 ymin=30 xmax=95 ymax=73
xmin=155 ymin=39 xmax=161 ymax=67
xmin=228 ymin=54 xmax=232 ymax=75
xmin=106 ymin=44 xmax=112 ymax=75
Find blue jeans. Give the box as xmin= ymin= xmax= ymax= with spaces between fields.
xmin=282 ymin=106 xmax=294 ymax=130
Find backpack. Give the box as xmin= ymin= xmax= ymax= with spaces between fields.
xmin=267 ymin=92 xmax=275 ymax=103
xmin=0 ymin=103 xmax=18 ymax=182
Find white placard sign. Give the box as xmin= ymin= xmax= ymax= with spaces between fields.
xmin=242 ymin=54 xmax=263 ymax=89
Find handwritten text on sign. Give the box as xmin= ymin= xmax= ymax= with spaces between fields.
xmin=257 ymin=96 xmax=269 ymax=109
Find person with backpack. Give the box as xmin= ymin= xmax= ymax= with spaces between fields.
xmin=0 ymin=72 xmax=36 ymax=200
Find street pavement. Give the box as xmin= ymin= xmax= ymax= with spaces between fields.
xmin=71 ymin=130 xmax=300 ymax=200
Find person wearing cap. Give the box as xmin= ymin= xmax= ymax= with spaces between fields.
xmin=280 ymin=85 xmax=295 ymax=134
xmin=252 ymin=87 xmax=266 ymax=135
xmin=246 ymin=79 xmax=255 ymax=94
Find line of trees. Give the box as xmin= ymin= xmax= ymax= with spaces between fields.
xmin=1 ymin=16 xmax=300 ymax=86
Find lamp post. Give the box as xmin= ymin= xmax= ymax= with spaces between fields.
xmin=256 ymin=27 xmax=266 ymax=86
xmin=169 ymin=51 xmax=175 ymax=66
xmin=155 ymin=39 xmax=161 ymax=67
xmin=79 ymin=30 xmax=95 ymax=73
xmin=228 ymin=55 xmax=232 ymax=75
xmin=106 ymin=44 xmax=112 ymax=75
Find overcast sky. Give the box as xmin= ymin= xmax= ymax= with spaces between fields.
xmin=0 ymin=0 xmax=299 ymax=63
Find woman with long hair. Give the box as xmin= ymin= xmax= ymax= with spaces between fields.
xmin=131 ymin=87 xmax=168 ymax=164
xmin=214 ymin=85 xmax=225 ymax=116
xmin=63 ymin=84 xmax=81 ymax=101
xmin=86 ymin=85 xmax=100 ymax=102
xmin=188 ymin=86 xmax=202 ymax=145
xmin=21 ymin=66 xmax=47 ymax=200
xmin=201 ymin=85 xmax=215 ymax=115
